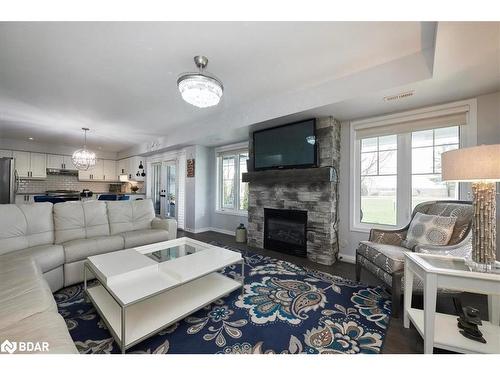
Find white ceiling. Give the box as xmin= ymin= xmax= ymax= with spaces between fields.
xmin=0 ymin=21 xmax=498 ymax=155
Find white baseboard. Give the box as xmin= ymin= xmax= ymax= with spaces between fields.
xmin=338 ymin=253 xmax=356 ymax=264
xmin=208 ymin=227 xmax=236 ymax=236
xmin=182 ymin=227 xmax=210 ymax=234
xmin=182 ymin=227 xmax=236 ymax=236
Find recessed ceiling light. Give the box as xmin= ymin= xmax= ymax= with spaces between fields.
xmin=28 ymin=137 xmax=34 ymax=140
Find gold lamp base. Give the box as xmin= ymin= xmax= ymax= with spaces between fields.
xmin=471 ymin=182 xmax=497 ymax=272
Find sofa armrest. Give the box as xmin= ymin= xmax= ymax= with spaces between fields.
xmin=369 ymin=227 xmax=408 ymax=246
xmin=414 ymin=234 xmax=472 ymax=258
xmin=151 ymin=218 xmax=178 ymax=240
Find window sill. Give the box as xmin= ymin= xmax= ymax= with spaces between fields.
xmin=215 ymin=209 xmax=248 ymax=217
xmin=350 ymin=223 xmax=400 ymax=234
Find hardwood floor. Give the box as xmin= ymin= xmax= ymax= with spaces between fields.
xmin=179 ymin=229 xmax=488 ymax=354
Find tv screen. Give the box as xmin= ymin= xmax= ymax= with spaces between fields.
xmin=253 ymin=119 xmax=317 ymax=170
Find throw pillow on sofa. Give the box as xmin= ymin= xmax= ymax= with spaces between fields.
xmin=403 ymin=212 xmax=457 ymax=249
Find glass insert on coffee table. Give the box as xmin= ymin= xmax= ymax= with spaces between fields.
xmin=83 ymin=237 xmax=244 ymax=353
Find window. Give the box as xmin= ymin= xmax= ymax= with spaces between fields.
xmin=411 ymin=126 xmax=459 ymax=209
xmin=217 ymin=149 xmax=249 ymax=213
xmin=350 ymin=99 xmax=476 ymax=232
xmin=360 ymin=135 xmax=397 ymax=225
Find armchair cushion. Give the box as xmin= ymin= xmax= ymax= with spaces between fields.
xmin=403 ymin=212 xmax=457 ymax=249
xmin=357 ymin=241 xmax=407 ymax=274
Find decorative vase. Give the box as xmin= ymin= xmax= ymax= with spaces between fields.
xmin=235 ymin=223 xmax=247 ymax=243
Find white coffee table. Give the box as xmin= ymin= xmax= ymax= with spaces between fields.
xmin=403 ymin=252 xmax=500 ymax=354
xmin=83 ymin=237 xmax=244 ymax=353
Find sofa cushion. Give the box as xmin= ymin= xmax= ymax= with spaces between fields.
xmin=54 ymin=201 xmax=110 ymax=244
xmin=357 ymin=241 xmax=407 ymax=274
xmin=120 ymin=228 xmax=170 ymax=248
xmin=0 ymin=311 xmax=78 ymax=354
xmin=1 ymin=244 xmax=64 ymax=273
xmin=0 ymin=279 xmax=56 ymax=330
xmin=0 ymin=203 xmax=54 ymax=255
xmin=107 ymin=199 xmax=155 ymax=235
xmin=63 ymin=235 xmax=125 ymax=263
xmin=0 ymin=265 xmax=42 ymax=301
xmin=0 ymin=255 xmax=39 ymax=276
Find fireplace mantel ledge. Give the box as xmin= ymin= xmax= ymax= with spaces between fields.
xmin=242 ymin=166 xmax=337 ymax=184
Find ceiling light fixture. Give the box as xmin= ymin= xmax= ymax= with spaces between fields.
xmin=72 ymin=127 xmax=96 ymax=171
xmin=177 ymin=56 xmax=223 ymax=108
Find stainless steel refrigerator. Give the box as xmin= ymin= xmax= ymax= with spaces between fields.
xmin=0 ymin=157 xmax=17 ymax=204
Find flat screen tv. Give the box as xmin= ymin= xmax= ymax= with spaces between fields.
xmin=253 ymin=119 xmax=317 ymax=170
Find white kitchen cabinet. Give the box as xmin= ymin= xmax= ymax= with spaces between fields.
xmin=0 ymin=150 xmax=13 ymax=158
xmin=78 ymin=160 xmax=97 ymax=180
xmin=103 ymin=160 xmax=117 ymax=181
xmin=63 ymin=155 xmax=77 ymax=171
xmin=46 ymin=154 xmax=77 ymax=170
xmin=47 ymin=154 xmax=65 ymax=169
xmin=78 ymin=159 xmax=106 ymax=181
xmin=15 ymin=194 xmax=33 ymax=204
xmin=13 ymin=151 xmax=31 ymax=178
xmin=13 ymin=151 xmax=46 ymax=179
xmin=92 ymin=160 xmax=104 ymax=180
xmin=30 ymin=153 xmax=47 ymax=178
xmin=117 ymin=159 xmax=129 ymax=178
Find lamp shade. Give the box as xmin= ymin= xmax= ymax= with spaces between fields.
xmin=441 ymin=144 xmax=500 ymax=182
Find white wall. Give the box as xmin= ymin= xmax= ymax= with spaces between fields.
xmin=338 ymin=91 xmax=500 ymax=262
xmin=182 ymin=145 xmax=212 ymax=233
xmin=194 ymin=145 xmax=211 ymax=230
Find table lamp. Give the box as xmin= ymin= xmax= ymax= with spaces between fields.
xmin=442 ymin=144 xmax=500 ymax=272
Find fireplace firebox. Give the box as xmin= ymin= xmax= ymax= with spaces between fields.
xmin=264 ymin=208 xmax=307 ymax=257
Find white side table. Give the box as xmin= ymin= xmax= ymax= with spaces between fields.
xmin=403 ymin=252 xmax=500 ymax=354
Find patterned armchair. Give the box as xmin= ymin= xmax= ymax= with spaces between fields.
xmin=355 ymin=200 xmax=473 ymax=317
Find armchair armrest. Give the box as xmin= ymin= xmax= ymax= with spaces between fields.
xmin=152 ymin=218 xmax=178 ymax=240
xmin=369 ymin=227 xmax=408 ymax=246
xmin=414 ymin=233 xmax=472 ymax=258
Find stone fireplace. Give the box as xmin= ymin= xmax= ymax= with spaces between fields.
xmin=244 ymin=117 xmax=341 ymax=265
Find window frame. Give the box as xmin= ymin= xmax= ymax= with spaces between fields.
xmin=215 ymin=143 xmax=249 ymax=216
xmin=349 ymin=99 xmax=477 ymax=233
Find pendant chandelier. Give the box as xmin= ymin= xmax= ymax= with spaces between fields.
xmin=177 ymin=56 xmax=223 ymax=108
xmin=72 ymin=127 xmax=97 ymax=171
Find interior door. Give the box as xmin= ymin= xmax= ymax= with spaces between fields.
xmin=151 ymin=162 xmax=162 ymax=216
xmin=162 ymin=161 xmax=176 ymax=219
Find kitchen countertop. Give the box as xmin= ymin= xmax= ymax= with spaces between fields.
xmin=17 ymin=192 xmax=146 ymax=195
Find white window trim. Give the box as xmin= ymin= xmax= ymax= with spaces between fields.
xmin=215 ymin=143 xmax=249 ymax=215
xmin=349 ymin=98 xmax=477 ymax=233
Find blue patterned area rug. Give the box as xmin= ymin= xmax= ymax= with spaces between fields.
xmin=54 ymin=243 xmax=391 ymax=354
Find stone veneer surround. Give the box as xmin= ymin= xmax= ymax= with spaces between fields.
xmin=247 ymin=117 xmax=341 ymax=265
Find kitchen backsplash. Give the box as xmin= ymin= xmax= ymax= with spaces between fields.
xmin=18 ymin=174 xmax=121 ymax=193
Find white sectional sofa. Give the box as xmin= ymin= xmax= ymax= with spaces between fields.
xmin=0 ymin=199 xmax=177 ymax=354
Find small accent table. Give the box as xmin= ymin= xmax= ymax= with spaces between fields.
xmin=403 ymin=252 xmax=500 ymax=354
